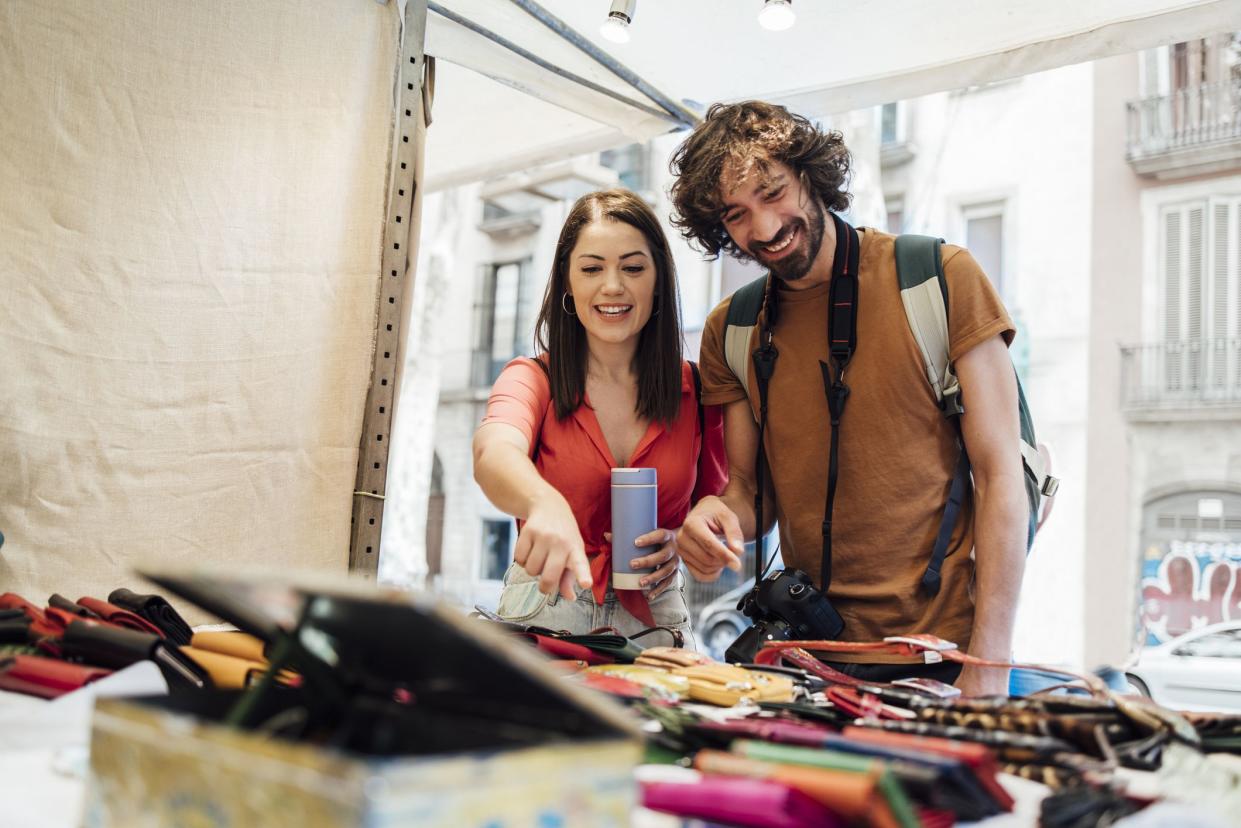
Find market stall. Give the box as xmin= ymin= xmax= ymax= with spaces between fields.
xmin=4 ymin=1 xmax=1241 ymax=826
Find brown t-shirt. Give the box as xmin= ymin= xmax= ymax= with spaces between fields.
xmin=699 ymin=229 xmax=1015 ymax=662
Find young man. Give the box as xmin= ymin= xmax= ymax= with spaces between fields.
xmin=670 ymin=101 xmax=1027 ymax=695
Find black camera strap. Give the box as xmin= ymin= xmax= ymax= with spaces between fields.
xmin=752 ymin=213 xmax=860 ymax=592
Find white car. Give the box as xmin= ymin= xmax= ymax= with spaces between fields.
xmin=1125 ymin=621 xmax=1241 ymax=713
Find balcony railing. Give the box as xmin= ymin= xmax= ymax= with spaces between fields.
xmin=1126 ymin=80 xmax=1241 ymax=167
xmin=1121 ymin=339 xmax=1241 ymax=410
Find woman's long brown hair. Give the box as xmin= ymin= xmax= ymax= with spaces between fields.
xmin=534 ymin=188 xmax=684 ymax=424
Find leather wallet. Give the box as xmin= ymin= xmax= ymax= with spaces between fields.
xmin=179 ymin=645 xmax=273 ymax=690
xmin=693 ymin=749 xmax=912 ymax=828
xmin=191 ymin=631 xmax=267 ymax=662
xmin=642 ymin=775 xmax=846 ymax=828
xmin=109 ymin=588 xmax=193 ymax=645
xmin=0 ymin=654 xmax=112 ymax=698
xmin=672 ymin=664 xmax=796 ymax=706
xmin=515 ymin=633 xmax=614 ymax=665
xmin=48 ymin=594 xmax=100 ymax=619
xmin=843 ymin=725 xmax=1015 ymax=812
xmin=60 ymin=621 xmax=210 ymax=690
xmin=76 ymin=597 xmax=164 ymax=636
xmin=583 ymin=664 xmax=690 ymax=699
xmin=635 ymin=646 xmax=713 ymax=671
xmin=555 ymin=632 xmax=644 ymax=663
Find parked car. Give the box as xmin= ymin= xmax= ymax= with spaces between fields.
xmin=696 ymin=581 xmax=753 ymax=661
xmin=1125 ymin=621 xmax=1241 ymax=713
xmin=694 ymin=545 xmax=783 ymax=661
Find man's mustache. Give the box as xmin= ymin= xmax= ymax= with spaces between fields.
xmin=750 ymin=219 xmax=804 ymax=258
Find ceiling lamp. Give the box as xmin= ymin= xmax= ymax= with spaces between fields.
xmin=600 ymin=0 xmax=635 ymax=44
xmin=758 ymin=0 xmax=795 ymax=31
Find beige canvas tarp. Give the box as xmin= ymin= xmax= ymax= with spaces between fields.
xmin=0 ymin=0 xmax=401 ymax=616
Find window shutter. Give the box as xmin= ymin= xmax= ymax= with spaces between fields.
xmin=1163 ymin=206 xmax=1183 ymax=390
xmin=1212 ymin=202 xmax=1230 ymax=389
xmin=1187 ymin=204 xmax=1205 ymax=389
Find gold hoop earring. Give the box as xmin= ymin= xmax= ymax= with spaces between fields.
xmin=561 ymin=292 xmax=576 ymax=316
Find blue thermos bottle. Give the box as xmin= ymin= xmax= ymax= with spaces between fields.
xmin=611 ymin=467 xmax=658 ymax=590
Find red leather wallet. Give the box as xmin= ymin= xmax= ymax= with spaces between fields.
xmin=0 ymin=654 xmax=113 ymax=698
xmin=76 ymin=597 xmax=164 ymax=636
xmin=516 ymin=633 xmax=614 ymax=665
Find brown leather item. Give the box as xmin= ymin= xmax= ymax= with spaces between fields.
xmin=179 ymin=646 xmax=270 ymax=690
xmin=693 ymin=749 xmax=901 ymax=828
xmin=190 ymin=631 xmax=267 ymax=662
xmin=635 ymin=646 xmax=713 ymax=671
xmin=758 ymin=635 xmax=1107 ymax=696
xmin=672 ymin=663 xmax=796 ymax=706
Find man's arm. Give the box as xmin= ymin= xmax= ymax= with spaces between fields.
xmin=677 ymin=398 xmax=774 ymax=580
xmin=954 ymin=334 xmax=1028 ymax=695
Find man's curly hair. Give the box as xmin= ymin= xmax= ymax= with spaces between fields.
xmin=669 ymin=101 xmax=852 ymax=260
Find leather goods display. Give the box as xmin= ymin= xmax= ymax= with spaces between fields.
xmin=635 ymin=646 xmax=713 ymax=671
xmin=108 ymin=588 xmax=193 ymax=645
xmin=692 ymin=749 xmax=915 ymax=828
xmin=0 ymin=654 xmax=112 ymax=698
xmin=58 ymin=621 xmax=209 ymax=690
xmin=842 ymin=724 xmax=1015 ymax=812
xmin=641 ymin=776 xmax=847 ymax=828
xmin=48 ymin=594 xmax=100 ymax=618
xmin=671 ymin=663 xmax=796 ymax=706
xmin=75 ymin=597 xmax=165 ymax=636
xmin=0 ymin=593 xmax=45 ymax=623
xmin=0 ymin=618 xmax=30 ymax=644
xmin=582 ymin=664 xmax=691 ymax=699
xmin=178 ymin=646 xmax=273 ymax=690
xmin=190 ymin=631 xmax=267 ymax=662
xmin=516 ymin=633 xmax=614 ymax=665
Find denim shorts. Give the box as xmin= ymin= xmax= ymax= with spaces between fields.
xmin=495 ymin=562 xmax=697 ymax=650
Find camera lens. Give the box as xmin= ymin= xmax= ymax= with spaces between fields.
xmin=788 ymin=583 xmax=806 ymax=597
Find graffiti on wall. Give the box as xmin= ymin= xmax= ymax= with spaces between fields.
xmin=1141 ymin=540 xmax=1241 ymax=643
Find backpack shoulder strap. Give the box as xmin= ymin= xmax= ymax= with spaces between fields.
xmin=893 ymin=234 xmax=963 ymax=415
xmin=722 ymin=275 xmax=768 ymax=404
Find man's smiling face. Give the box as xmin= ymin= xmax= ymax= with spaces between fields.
xmin=718 ymin=157 xmax=826 ymax=283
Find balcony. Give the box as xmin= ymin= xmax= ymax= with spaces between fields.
xmin=1126 ymin=80 xmax=1241 ymax=180
xmin=1120 ymin=339 xmax=1241 ymax=416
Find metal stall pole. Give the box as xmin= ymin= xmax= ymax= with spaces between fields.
xmin=349 ymin=0 xmax=432 ymax=576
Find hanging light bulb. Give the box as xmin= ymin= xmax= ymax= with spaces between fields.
xmin=600 ymin=0 xmax=635 ymax=44
xmin=758 ymin=0 xmax=795 ymax=31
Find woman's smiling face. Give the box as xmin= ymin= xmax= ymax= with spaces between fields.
xmin=566 ymin=218 xmax=657 ymax=350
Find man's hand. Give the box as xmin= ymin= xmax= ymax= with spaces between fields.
xmin=955 ymin=664 xmax=1009 ymax=697
xmin=676 ymin=496 xmax=745 ymax=581
xmin=514 ymin=491 xmax=593 ymax=601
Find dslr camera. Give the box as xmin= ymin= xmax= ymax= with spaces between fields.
xmin=724 ymin=569 xmax=845 ymax=664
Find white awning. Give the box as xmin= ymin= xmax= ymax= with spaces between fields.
xmin=424 ymin=0 xmax=1239 ymax=189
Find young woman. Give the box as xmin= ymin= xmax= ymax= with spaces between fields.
xmin=472 ymin=189 xmax=726 ymax=646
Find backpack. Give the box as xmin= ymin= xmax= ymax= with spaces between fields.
xmin=722 ymin=234 xmax=1059 ymax=554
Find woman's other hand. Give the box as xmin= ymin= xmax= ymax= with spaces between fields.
xmin=605 ymin=528 xmax=681 ymax=598
xmin=515 ymin=490 xmax=593 ymax=601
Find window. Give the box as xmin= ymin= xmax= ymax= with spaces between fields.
xmin=880 ymin=103 xmax=901 ymax=145
xmin=885 ymin=195 xmax=905 ymax=234
xmin=962 ymin=202 xmax=1006 ymax=300
xmin=481 ymin=519 xmax=513 ymax=581
xmin=600 ymin=143 xmax=649 ymax=193
xmin=1158 ymin=197 xmax=1241 ymax=392
xmin=471 ymin=259 xmax=536 ymax=387
xmin=1176 ymin=629 xmax=1241 ymax=658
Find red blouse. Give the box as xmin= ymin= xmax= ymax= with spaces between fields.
xmin=481 ymin=357 xmax=728 ymax=625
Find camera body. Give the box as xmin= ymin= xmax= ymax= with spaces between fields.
xmin=724 ymin=568 xmax=845 ymax=664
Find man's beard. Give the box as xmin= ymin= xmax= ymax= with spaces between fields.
xmin=751 ymin=197 xmax=826 ymax=283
